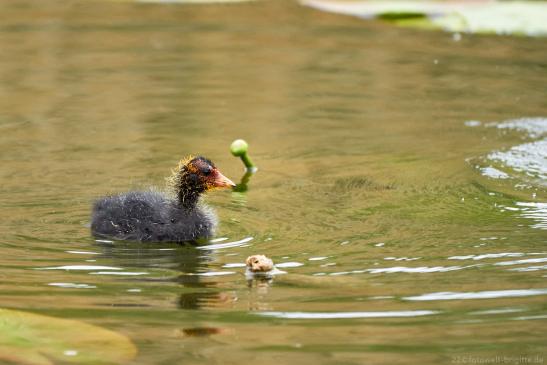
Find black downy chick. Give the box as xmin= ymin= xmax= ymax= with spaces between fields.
xmin=91 ymin=156 xmax=234 ymax=242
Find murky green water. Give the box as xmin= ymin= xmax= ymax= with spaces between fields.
xmin=1 ymin=1 xmax=546 ymax=364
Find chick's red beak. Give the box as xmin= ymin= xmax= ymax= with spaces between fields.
xmin=211 ymin=169 xmax=236 ymax=188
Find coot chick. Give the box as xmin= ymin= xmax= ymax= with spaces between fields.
xmin=91 ymin=156 xmax=235 ymax=242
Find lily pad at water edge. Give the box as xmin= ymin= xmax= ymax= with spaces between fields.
xmin=300 ymin=0 xmax=547 ymax=36
xmin=0 ymin=308 xmax=137 ymax=365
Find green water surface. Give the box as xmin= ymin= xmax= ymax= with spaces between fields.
xmin=0 ymin=1 xmax=546 ymax=364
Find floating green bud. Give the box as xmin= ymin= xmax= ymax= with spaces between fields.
xmin=230 ymin=139 xmax=257 ymax=172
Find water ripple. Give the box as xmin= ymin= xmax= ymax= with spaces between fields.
xmin=404 ymin=288 xmax=547 ymax=301
xmin=491 ymin=117 xmax=547 ymax=138
xmin=276 ymin=262 xmax=305 ymax=268
xmin=516 ymin=202 xmax=547 ymax=230
xmin=494 ymin=257 xmax=547 ymax=266
xmin=509 ymin=265 xmax=547 ymax=272
xmin=66 ymin=250 xmax=100 ymax=255
xmin=179 ymin=271 xmax=236 ymax=277
xmin=256 ymin=310 xmax=439 ymax=319
xmin=488 ymin=140 xmax=547 ymax=181
xmin=479 ymin=166 xmax=510 ymax=179
xmin=470 ymin=308 xmax=524 ymax=315
xmin=222 ymin=263 xmax=246 ymax=268
xmin=468 ymin=117 xmax=547 ymax=183
xmin=48 ymin=282 xmax=97 ymax=289
xmin=37 ymin=265 xmax=122 ymax=271
xmin=197 ymin=237 xmax=253 ymax=251
xmin=89 ymin=271 xmax=149 ymax=276
xmin=384 ymin=257 xmax=421 ymax=261
xmin=448 ymin=253 xmax=525 ymax=260
xmin=328 ymin=265 xmax=477 ymax=276
xmin=364 ymin=265 xmax=476 ymax=274
xmin=308 ymin=256 xmax=329 ymax=261
xmin=512 ymin=315 xmax=547 ymax=321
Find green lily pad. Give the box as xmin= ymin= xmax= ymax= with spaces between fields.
xmin=0 ymin=308 xmax=137 ymax=365
xmin=301 ymin=0 xmax=547 ymax=36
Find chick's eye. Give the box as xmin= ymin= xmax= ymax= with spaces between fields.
xmin=202 ymin=167 xmax=212 ymax=176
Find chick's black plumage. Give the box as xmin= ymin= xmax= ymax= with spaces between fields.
xmin=91 ymin=156 xmax=234 ymax=242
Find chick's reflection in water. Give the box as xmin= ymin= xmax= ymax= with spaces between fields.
xmin=96 ymin=240 xmax=240 ymax=309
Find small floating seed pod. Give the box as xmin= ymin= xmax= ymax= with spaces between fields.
xmin=246 ymin=255 xmax=274 ymax=272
